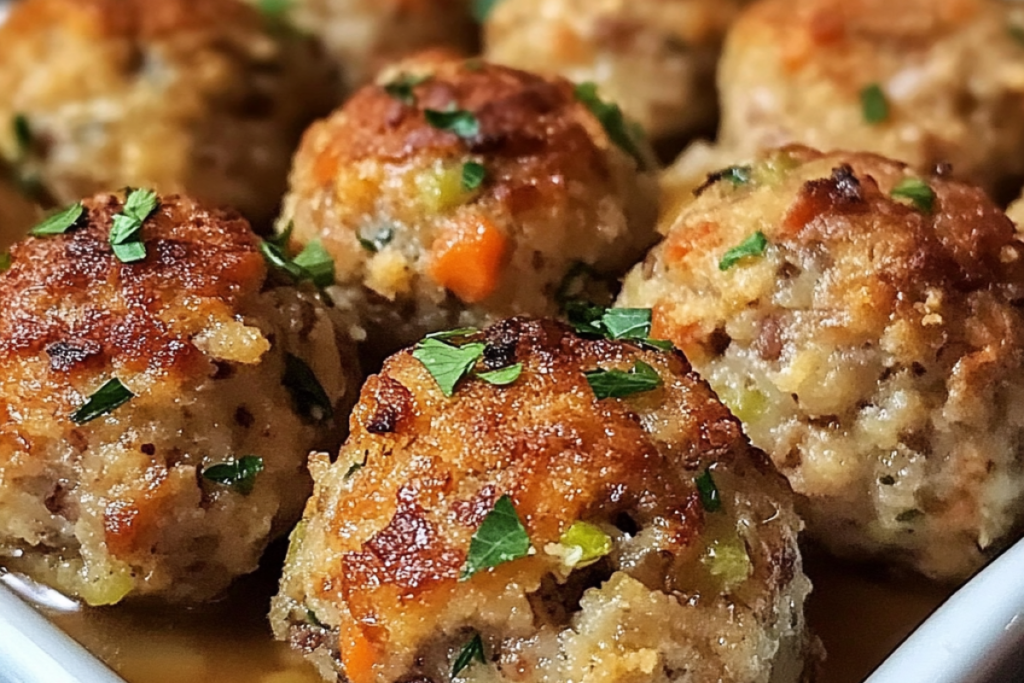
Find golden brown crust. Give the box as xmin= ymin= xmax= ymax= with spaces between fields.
xmin=5 ymin=0 xmax=262 ymax=41
xmin=0 ymin=193 xmax=265 ymax=375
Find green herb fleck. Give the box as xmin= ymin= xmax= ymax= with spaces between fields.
xmin=559 ymin=521 xmax=611 ymax=566
xmin=471 ymin=0 xmax=502 ymax=22
xmin=694 ymin=165 xmax=755 ymax=197
xmin=258 ymin=0 xmax=291 ymax=16
xmin=412 ymin=338 xmax=486 ymax=397
xmin=601 ymin=308 xmax=652 ymax=340
xmin=345 ymin=452 xmax=369 ymax=479
xmin=292 ymin=239 xmax=335 ymax=287
xmin=109 ymin=188 xmax=159 ymax=263
xmin=452 ymin=633 xmax=486 ymax=677
xmin=461 ymin=494 xmax=531 ymax=580
xmin=574 ymin=82 xmax=649 ymax=169
xmin=719 ymin=231 xmax=768 ymax=271
xmin=283 ymin=353 xmax=333 ymax=423
xmin=476 ymin=363 xmax=523 ymax=386
xmin=695 ymin=468 xmax=721 ymax=513
xmin=425 ymin=108 xmax=480 ymax=139
xmin=860 ymin=83 xmax=889 ymax=125
xmin=896 ymin=508 xmax=924 ymax=523
xmin=425 ymin=327 xmax=480 ymax=341
xmin=565 ymin=303 xmax=673 ymax=351
xmin=384 ymin=73 xmax=430 ymax=105
xmin=202 ymin=456 xmax=264 ymax=495
xmin=585 ymin=360 xmax=662 ymax=400
xmin=305 ymin=609 xmax=326 ymax=629
xmin=462 ymin=161 xmax=486 ymax=191
xmin=890 ymin=177 xmax=935 ymax=213
xmin=30 ymin=202 xmax=84 ymax=237
xmin=0 ymin=252 xmax=10 ymax=272
xmin=555 ymin=261 xmax=601 ymax=306
xmin=357 ymin=225 xmax=394 ymax=253
xmin=70 ymin=378 xmax=135 ymax=424
xmin=12 ymin=114 xmax=31 ymax=157
xmin=565 ymin=300 xmax=606 ymax=337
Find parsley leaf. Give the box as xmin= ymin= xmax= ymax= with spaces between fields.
xmin=12 ymin=114 xmax=31 ymax=157
xmin=695 ymin=468 xmax=721 ymax=513
xmin=860 ymin=84 xmax=889 ymax=125
xmin=384 ymin=73 xmax=430 ymax=105
xmin=452 ymin=633 xmax=486 ymax=677
xmin=461 ymin=494 xmax=531 ymax=580
xmin=559 ymin=521 xmax=611 ymax=566
xmin=258 ymin=0 xmax=291 ymax=16
xmin=345 ymin=451 xmax=369 ymax=479
xmin=202 ymin=455 xmax=264 ymax=495
xmin=574 ymin=82 xmax=648 ymax=169
xmin=694 ymin=165 xmax=755 ymax=196
xmin=109 ymin=188 xmax=159 ymax=263
xmin=890 ymin=177 xmax=935 ymax=213
xmin=412 ymin=338 xmax=486 ymax=397
xmin=601 ymin=308 xmax=652 ymax=340
xmin=719 ymin=231 xmax=768 ymax=271
xmin=425 ymin=108 xmax=480 ymax=138
xmin=283 ymin=353 xmax=333 ymax=423
xmin=30 ymin=202 xmax=84 ymax=237
xmin=585 ymin=360 xmax=662 ymax=399
xmin=476 ymin=362 xmax=523 ymax=386
xmin=462 ymin=161 xmax=486 ymax=191
xmin=425 ymin=327 xmax=480 ymax=341
xmin=471 ymin=0 xmax=502 ymax=22
xmin=70 ymin=378 xmax=135 ymax=424
xmin=357 ymin=225 xmax=394 ymax=253
xmin=564 ymin=299 xmax=606 ymax=337
xmin=292 ymin=239 xmax=335 ymax=287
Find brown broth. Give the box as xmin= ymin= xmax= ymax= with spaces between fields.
xmin=42 ymin=547 xmax=954 ymax=683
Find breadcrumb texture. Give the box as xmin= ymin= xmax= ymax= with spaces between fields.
xmin=0 ymin=193 xmax=359 ymax=604
xmin=271 ymin=318 xmax=817 ymax=683
xmin=251 ymin=0 xmax=477 ymax=89
xmin=484 ymin=0 xmax=750 ymax=142
xmin=619 ymin=146 xmax=1024 ymax=580
xmin=0 ymin=0 xmax=340 ymax=226
xmin=716 ymin=0 xmax=1024 ymax=197
xmin=279 ymin=56 xmax=659 ymax=352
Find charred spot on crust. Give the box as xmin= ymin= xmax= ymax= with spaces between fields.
xmin=46 ymin=340 xmax=102 ymax=372
xmin=234 ymin=406 xmax=255 ymax=429
xmin=785 ymin=164 xmax=868 ymax=230
xmin=140 ymin=443 xmax=156 ymax=456
xmin=482 ymin=322 xmax=522 ymax=370
xmin=367 ymin=376 xmax=414 ymax=435
xmin=366 ymin=403 xmax=400 ymax=434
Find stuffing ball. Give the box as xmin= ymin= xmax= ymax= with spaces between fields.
xmin=484 ymin=0 xmax=750 ymax=143
xmin=0 ymin=192 xmax=359 ymax=605
xmin=618 ymin=146 xmax=1024 ymax=580
xmin=716 ymin=0 xmax=1024 ymax=198
xmin=279 ymin=55 xmax=659 ymax=353
xmin=271 ymin=317 xmax=816 ymax=683
xmin=0 ymin=0 xmax=340 ymax=227
xmin=250 ymin=0 xmax=477 ymax=89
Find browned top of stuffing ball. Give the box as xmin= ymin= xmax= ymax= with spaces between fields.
xmin=3 ymin=0 xmax=263 ymax=41
xmin=310 ymin=59 xmax=614 ymax=178
xmin=0 ymin=193 xmax=265 ymax=376
xmin=307 ymin=318 xmax=783 ymax=647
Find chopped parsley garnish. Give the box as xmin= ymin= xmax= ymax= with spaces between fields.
xmin=30 ymin=202 xmax=84 ymax=237
xmin=425 ymin=327 xmax=480 ymax=341
xmin=412 ymin=338 xmax=486 ymax=397
xmin=260 ymin=237 xmax=336 ymax=287
xmin=70 ymin=378 xmax=135 ymax=424
xmin=452 ymin=633 xmax=486 ymax=677
xmin=1009 ymin=24 xmax=1024 ymax=46
xmin=202 ymin=456 xmax=264 ymax=495
xmin=291 ymin=239 xmax=335 ymax=287
xmin=461 ymin=494 xmax=531 ymax=580
xmin=476 ymin=362 xmax=523 ymax=386
xmin=305 ymin=609 xmax=326 ymax=629
xmin=471 ymin=0 xmax=502 ymax=22
xmin=344 ymin=452 xmax=369 ymax=479
xmin=258 ymin=0 xmax=291 ymax=16
xmin=283 ymin=353 xmax=333 ymax=423
xmin=585 ymin=360 xmax=662 ymax=399
xmin=555 ymin=261 xmax=601 ymax=306
xmin=574 ymin=82 xmax=648 ymax=169
xmin=565 ymin=304 xmax=673 ymax=351
xmin=860 ymin=83 xmax=889 ymax=125
xmin=694 ymin=165 xmax=754 ymax=197
xmin=601 ymin=308 xmax=653 ymax=341
xmin=0 ymin=252 xmax=10 ymax=272
xmin=425 ymin=107 xmax=480 ymax=139
xmin=461 ymin=161 xmax=486 ymax=191
xmin=890 ymin=177 xmax=935 ymax=213
xmin=384 ymin=73 xmax=430 ymax=105
xmin=719 ymin=231 xmax=768 ymax=271
xmin=695 ymin=468 xmax=721 ymax=513
xmin=896 ymin=508 xmax=924 ymax=523
xmin=12 ymin=114 xmax=31 ymax=157
xmin=357 ymin=225 xmax=394 ymax=253
xmin=109 ymin=188 xmax=159 ymax=263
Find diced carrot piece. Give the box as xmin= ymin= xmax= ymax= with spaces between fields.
xmin=340 ymin=621 xmax=377 ymax=683
xmin=429 ymin=215 xmax=508 ymax=303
